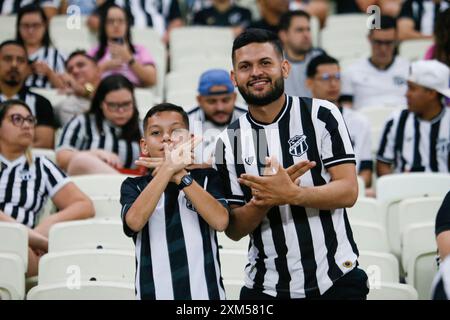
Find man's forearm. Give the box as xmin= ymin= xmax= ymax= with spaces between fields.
xmin=226 ymin=202 xmax=270 ymax=241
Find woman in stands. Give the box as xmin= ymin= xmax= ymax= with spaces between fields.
xmin=0 ymin=99 xmax=94 ymax=276
xmin=56 ymin=74 xmax=144 ymax=176
xmin=16 ymin=4 xmax=66 ymax=89
xmin=88 ymin=4 xmax=157 ymax=88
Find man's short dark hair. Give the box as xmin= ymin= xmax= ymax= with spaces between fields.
xmin=0 ymin=40 xmax=27 ymax=55
xmin=279 ymin=10 xmax=311 ymax=31
xmin=65 ymin=50 xmax=97 ymax=69
xmin=306 ymin=54 xmax=340 ymax=78
xmin=232 ymin=28 xmax=284 ymax=65
xmin=370 ymin=15 xmax=397 ymax=34
xmin=143 ymin=103 xmax=189 ymax=132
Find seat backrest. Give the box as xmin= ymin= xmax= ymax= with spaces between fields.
xmin=350 ymin=221 xmax=390 ymax=253
xmin=165 ymin=90 xmax=197 ymax=112
xmin=134 ymin=88 xmax=155 ymax=119
xmin=347 ymin=198 xmax=383 ymax=227
xmin=0 ymin=253 xmax=26 ymax=300
xmin=27 ymin=281 xmax=135 ymax=300
xmin=367 ymin=282 xmax=418 ymax=300
xmin=38 ymin=249 xmax=135 ymax=285
xmin=0 ymin=15 xmax=18 ymax=42
xmin=91 ymin=196 xmax=122 ymax=220
xmin=217 ymin=232 xmax=249 ymax=251
xmin=359 ymin=106 xmax=401 ymax=130
xmin=223 ymin=279 xmax=244 ymax=300
xmin=49 ymin=15 xmax=93 ymax=55
xmin=358 ymin=250 xmax=399 ymax=284
xmin=0 ymin=222 xmax=28 ymax=268
xmin=70 ymin=174 xmax=129 ymax=198
xmin=219 ymin=249 xmax=248 ymax=282
xmin=48 ymin=220 xmax=134 ymax=253
xmin=399 ymin=39 xmax=434 ymax=62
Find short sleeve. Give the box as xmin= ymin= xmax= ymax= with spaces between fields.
xmin=376 ymin=111 xmax=400 ymax=164
xmin=317 ymin=101 xmax=356 ymax=169
xmin=213 ymin=136 xmax=246 ymax=206
xmin=435 ymin=191 xmax=450 ymax=236
xmin=56 ymin=115 xmax=86 ymax=151
xmin=41 ymin=157 xmax=71 ymax=198
xmin=204 ymin=169 xmax=230 ymax=211
xmin=34 ymin=94 xmax=57 ymax=128
xmin=135 ymin=45 xmax=155 ymax=65
xmin=120 ymin=177 xmax=142 ymax=237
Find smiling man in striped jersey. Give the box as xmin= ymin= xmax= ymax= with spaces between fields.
xmin=214 ymin=29 xmax=369 ymax=300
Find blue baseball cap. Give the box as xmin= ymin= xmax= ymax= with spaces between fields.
xmin=198 ymin=69 xmax=234 ymax=96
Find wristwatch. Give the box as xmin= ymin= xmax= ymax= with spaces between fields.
xmin=178 ymin=174 xmax=193 ymax=190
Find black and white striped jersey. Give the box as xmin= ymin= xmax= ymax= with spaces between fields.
xmin=339 ymin=106 xmax=373 ymax=173
xmin=120 ymin=168 xmax=228 ymax=300
xmin=0 ymin=86 xmax=57 ymax=127
xmin=0 ymin=0 xmax=34 ymax=15
xmin=0 ymin=154 xmax=69 ymax=228
xmin=377 ymin=107 xmax=450 ymax=173
xmin=214 ymin=95 xmax=359 ymax=298
xmin=26 ymin=46 xmax=66 ymax=89
xmin=56 ymin=113 xmax=141 ymax=169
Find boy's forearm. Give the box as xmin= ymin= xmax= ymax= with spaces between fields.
xmin=225 ymin=203 xmax=270 ymax=241
xmin=125 ymin=167 xmax=173 ymax=232
xmin=183 ymin=182 xmax=229 ymax=231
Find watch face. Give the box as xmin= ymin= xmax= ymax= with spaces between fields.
xmin=182 ymin=175 xmax=193 ymax=185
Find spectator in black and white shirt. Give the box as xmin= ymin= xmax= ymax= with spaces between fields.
xmin=377 ymin=59 xmax=450 ymax=175
xmin=0 ymin=99 xmax=94 ymax=277
xmin=16 ymin=4 xmax=66 ymax=89
xmin=398 ymin=0 xmax=450 ymax=40
xmin=0 ymin=40 xmax=57 ymax=148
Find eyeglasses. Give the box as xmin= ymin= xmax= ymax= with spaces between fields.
xmin=104 ymin=100 xmax=133 ymax=112
xmin=314 ymin=72 xmax=341 ymax=82
xmin=371 ymin=39 xmax=396 ymax=47
xmin=10 ymin=114 xmax=36 ymax=127
xmin=19 ymin=23 xmax=44 ymax=30
xmin=106 ymin=18 xmax=126 ymax=25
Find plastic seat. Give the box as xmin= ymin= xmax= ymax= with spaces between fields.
xmin=70 ymin=174 xmax=130 ymax=198
xmin=0 ymin=253 xmax=26 ymax=300
xmin=367 ymin=282 xmax=418 ymax=300
xmin=217 ymin=232 xmax=249 ymax=251
xmin=399 ymin=39 xmax=433 ymax=62
xmin=223 ymin=279 xmax=244 ymax=300
xmin=134 ymin=88 xmax=155 ymax=119
xmin=358 ymin=250 xmax=400 ymax=283
xmin=219 ymin=249 xmax=248 ymax=282
xmin=48 ymin=220 xmax=134 ymax=253
xmin=32 ymin=148 xmax=56 ymax=163
xmin=350 ymin=221 xmax=390 ymax=253
xmin=0 ymin=222 xmax=28 ymax=269
xmin=91 ymin=196 xmax=122 ymax=220
xmin=347 ymin=198 xmax=383 ymax=227
xmin=0 ymin=15 xmax=18 ymax=42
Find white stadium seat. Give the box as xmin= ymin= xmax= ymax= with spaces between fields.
xmin=134 ymin=88 xmax=155 ymax=119
xmin=91 ymin=196 xmax=122 ymax=220
xmin=0 ymin=15 xmax=18 ymax=43
xmin=37 ymin=249 xmax=135 ymax=285
xmin=219 ymin=249 xmax=248 ymax=282
xmin=0 ymin=253 xmax=26 ymax=300
xmin=368 ymin=282 xmax=418 ymax=300
xmin=223 ymin=279 xmax=244 ymax=300
xmin=70 ymin=174 xmax=130 ymax=198
xmin=0 ymin=222 xmax=28 ymax=269
xmin=347 ymin=198 xmax=383 ymax=227
xmin=27 ymin=281 xmax=135 ymax=300
xmin=350 ymin=221 xmax=390 ymax=253
xmin=358 ymin=250 xmax=400 ymax=283
xmin=48 ymin=220 xmax=134 ymax=253
xmin=32 ymin=148 xmax=56 ymax=163
xmin=401 ymin=223 xmax=437 ymax=300
xmin=399 ymin=39 xmax=434 ymax=62
xmin=376 ymin=173 xmax=450 ymax=255
xmin=165 ymin=90 xmax=198 ymax=112
xmin=217 ymin=232 xmax=249 ymax=251
xmin=49 ymin=15 xmax=94 ymax=55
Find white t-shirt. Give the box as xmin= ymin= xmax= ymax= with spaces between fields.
xmin=341 ymin=57 xmax=409 ymax=110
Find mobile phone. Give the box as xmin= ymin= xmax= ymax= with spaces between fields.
xmin=112 ymin=37 xmax=124 ymax=44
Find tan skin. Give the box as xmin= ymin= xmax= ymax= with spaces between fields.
xmin=305 ymin=63 xmax=372 ymax=187
xmin=279 ymin=15 xmax=313 ymax=62
xmin=226 ymin=42 xmax=358 ymax=241
xmin=59 ymin=54 xmax=101 ymax=98
xmin=100 ymin=7 xmax=157 ymax=87
xmin=377 ymin=81 xmax=444 ymax=176
xmin=0 ymin=44 xmax=54 ymax=148
xmin=56 ymin=88 xmax=135 ymax=172
xmin=0 ymin=104 xmax=94 ymax=276
xmin=18 ymin=12 xmax=65 ymax=89
xmin=197 ymin=85 xmax=237 ymax=125
xmin=124 ymin=111 xmax=229 ymax=233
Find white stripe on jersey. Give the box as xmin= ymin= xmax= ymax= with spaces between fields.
xmin=27 ymin=46 xmax=66 ymax=88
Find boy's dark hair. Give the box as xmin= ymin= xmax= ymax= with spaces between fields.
xmin=65 ymin=50 xmax=96 ymax=68
xmin=279 ymin=10 xmax=311 ymax=31
xmin=143 ymin=103 xmax=189 ymax=132
xmin=232 ymin=28 xmax=283 ymax=65
xmin=307 ymin=54 xmax=340 ymax=78
xmin=369 ymin=15 xmax=397 ymax=34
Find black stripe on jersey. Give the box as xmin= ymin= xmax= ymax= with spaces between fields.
xmin=139 ymin=223 xmax=156 ymax=300
xmin=43 ymin=166 xmax=58 ymax=188
xmin=5 ymin=166 xmax=18 ymax=218
xmin=125 ymin=142 xmax=133 ymax=169
xmin=164 ymin=185 xmax=191 ymax=299
xmin=359 ymin=160 xmax=373 ymax=171
xmin=110 ymin=126 xmax=119 ymax=155
xmin=430 ymin=120 xmax=440 ymax=172
xmin=317 ymin=106 xmax=346 ymax=158
xmin=250 ymin=118 xmax=291 ymax=298
xmin=250 ymin=224 xmax=267 ymax=291
xmin=98 ymin=127 xmax=106 ymax=149
xmin=19 ymin=162 xmax=30 ymax=225
xmin=394 ymin=110 xmax=409 ymax=172
xmin=214 ymin=138 xmax=234 ymax=202
xmin=377 ymin=119 xmax=394 ymax=162
xmin=140 ymin=0 xmax=153 ymax=25
xmin=411 ymin=116 xmax=425 ymax=172
xmin=84 ymin=114 xmax=93 ymax=149
xmin=343 ymin=208 xmax=359 ymax=255
xmin=227 ymin=120 xmax=251 ymax=201
xmin=31 ymin=157 xmax=42 ymax=228
xmin=70 ymin=122 xmax=82 ymax=148
xmin=299 ymin=98 xmax=345 ymax=292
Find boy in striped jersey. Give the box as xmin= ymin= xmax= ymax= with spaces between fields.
xmin=120 ymin=103 xmax=229 ymax=300
xmin=214 ymin=29 xmax=369 ymax=299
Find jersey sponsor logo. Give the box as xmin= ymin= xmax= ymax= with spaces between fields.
xmin=185 ymin=195 xmax=197 ymax=212
xmin=229 ymin=12 xmax=242 ymax=25
xmin=19 ymin=169 xmax=32 ymax=181
xmin=393 ymin=76 xmax=406 ymax=86
xmin=288 ymin=135 xmax=308 ymax=157
xmin=436 ymin=138 xmax=450 ymax=155
xmin=244 ymin=156 xmax=254 ymax=165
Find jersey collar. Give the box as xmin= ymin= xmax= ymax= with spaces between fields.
xmin=246 ymin=94 xmax=290 ymax=126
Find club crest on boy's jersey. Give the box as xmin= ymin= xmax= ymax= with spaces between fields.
xmin=288 ymin=135 xmax=308 ymax=157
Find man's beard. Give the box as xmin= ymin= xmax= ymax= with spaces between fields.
xmin=237 ymin=76 xmax=285 ymax=106
xmin=205 ymin=111 xmax=233 ymax=126
xmin=3 ymin=79 xmax=20 ymax=86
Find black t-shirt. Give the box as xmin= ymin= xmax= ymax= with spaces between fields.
xmin=435 ymin=191 xmax=450 ymax=236
xmin=248 ymin=18 xmax=280 ymax=35
xmin=335 ymin=0 xmax=362 ymax=14
xmin=193 ymin=5 xmax=252 ymax=28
